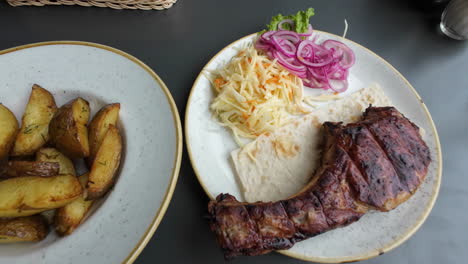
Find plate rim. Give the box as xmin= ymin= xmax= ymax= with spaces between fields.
xmin=185 ymin=32 xmax=443 ymax=263
xmin=0 ymin=41 xmax=183 ymax=264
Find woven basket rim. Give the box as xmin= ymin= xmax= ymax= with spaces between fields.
xmin=6 ymin=0 xmax=177 ymax=10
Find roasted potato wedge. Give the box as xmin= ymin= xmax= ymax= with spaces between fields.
xmin=12 ymin=85 xmax=57 ymax=156
xmin=0 ymin=104 xmax=19 ymax=160
xmin=86 ymin=125 xmax=122 ymax=200
xmin=55 ymin=173 xmax=93 ymax=236
xmin=87 ymin=103 xmax=120 ymax=167
xmin=49 ymin=98 xmax=90 ymax=158
xmin=36 ymin=148 xmax=76 ymax=176
xmin=0 ymin=174 xmax=82 ymax=217
xmin=34 ymin=147 xmax=76 ymax=226
xmin=0 ymin=215 xmax=49 ymax=243
xmin=0 ymin=160 xmax=59 ymax=179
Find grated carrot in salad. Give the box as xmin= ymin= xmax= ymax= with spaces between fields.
xmin=209 ymin=45 xmax=307 ymax=145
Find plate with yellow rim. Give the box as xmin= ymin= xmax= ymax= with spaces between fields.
xmin=185 ymin=32 xmax=442 ymax=263
xmin=0 ymin=41 xmax=182 ymax=264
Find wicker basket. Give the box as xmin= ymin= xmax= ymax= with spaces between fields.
xmin=6 ymin=0 xmax=177 ymax=10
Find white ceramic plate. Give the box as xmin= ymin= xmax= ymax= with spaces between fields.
xmin=0 ymin=42 xmax=182 ymax=264
xmin=186 ymin=32 xmax=442 ymax=263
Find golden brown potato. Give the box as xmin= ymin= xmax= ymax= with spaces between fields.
xmin=0 ymin=174 xmax=82 ymax=217
xmin=0 ymin=215 xmax=49 ymax=243
xmin=49 ymin=98 xmax=90 ymax=158
xmin=36 ymin=148 xmax=76 ymax=176
xmin=87 ymin=103 xmax=120 ymax=167
xmin=0 ymin=160 xmax=59 ymax=179
xmin=55 ymin=173 xmax=93 ymax=236
xmin=34 ymin=147 xmax=77 ymax=226
xmin=0 ymin=104 xmax=19 ymax=161
xmin=86 ymin=125 xmax=122 ymax=200
xmin=12 ymin=85 xmax=57 ymax=156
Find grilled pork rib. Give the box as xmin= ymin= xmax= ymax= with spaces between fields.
xmin=208 ymin=106 xmax=431 ymax=258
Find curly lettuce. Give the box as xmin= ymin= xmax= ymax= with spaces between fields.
xmin=265 ymin=8 xmax=315 ymax=33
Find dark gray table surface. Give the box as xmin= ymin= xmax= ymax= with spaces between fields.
xmin=1 ymin=0 xmax=466 ymax=263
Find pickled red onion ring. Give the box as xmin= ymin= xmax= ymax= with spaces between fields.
xmin=256 ymin=24 xmax=355 ymax=93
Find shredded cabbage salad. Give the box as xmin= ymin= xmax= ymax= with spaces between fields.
xmin=209 ymin=46 xmax=308 ymax=145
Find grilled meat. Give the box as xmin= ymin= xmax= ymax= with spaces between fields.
xmin=208 ymin=106 xmax=431 ymax=258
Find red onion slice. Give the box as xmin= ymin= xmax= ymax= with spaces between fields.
xmin=331 ymin=68 xmax=349 ymax=80
xmin=273 ymin=30 xmax=301 ymax=43
xmin=328 ymin=79 xmax=348 ymax=93
xmin=255 ymin=26 xmax=355 ymax=93
xmin=296 ymin=40 xmax=314 ymax=58
xmin=322 ymin=40 xmax=355 ymax=69
xmin=297 ymin=42 xmax=314 ymax=59
xmin=274 ymin=50 xmax=307 ymax=73
xmin=261 ymin=31 xmax=276 ymax=41
xmin=307 ymin=67 xmax=326 ymax=81
xmin=300 ymin=54 xmax=334 ymax=68
xmin=255 ymin=40 xmax=272 ymax=51
xmin=271 ymin=36 xmax=296 ymax=57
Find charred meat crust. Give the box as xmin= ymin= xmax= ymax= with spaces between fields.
xmin=208 ymin=106 xmax=431 ymax=259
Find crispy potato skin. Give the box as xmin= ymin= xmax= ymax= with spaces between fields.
xmin=0 ymin=160 xmax=60 ymax=179
xmin=87 ymin=103 xmax=120 ymax=167
xmin=12 ymin=85 xmax=57 ymax=156
xmin=49 ymin=98 xmax=90 ymax=158
xmin=0 ymin=215 xmax=49 ymax=243
xmin=0 ymin=94 xmax=124 ymax=240
xmin=0 ymin=104 xmax=19 ymax=161
xmin=36 ymin=148 xmax=76 ymax=176
xmin=86 ymin=125 xmax=122 ymax=200
xmin=34 ymin=148 xmax=77 ymax=226
xmin=0 ymin=174 xmax=82 ymax=217
xmin=55 ymin=173 xmax=93 ymax=236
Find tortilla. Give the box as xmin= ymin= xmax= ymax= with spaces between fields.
xmin=231 ymin=84 xmax=392 ymax=202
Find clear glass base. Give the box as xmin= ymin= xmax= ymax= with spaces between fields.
xmin=440 ymin=22 xmax=468 ymax=40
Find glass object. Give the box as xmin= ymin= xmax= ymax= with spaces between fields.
xmin=440 ymin=0 xmax=468 ymax=40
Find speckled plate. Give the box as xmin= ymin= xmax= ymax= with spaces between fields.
xmin=186 ymin=33 xmax=442 ymax=263
xmin=0 ymin=42 xmax=182 ymax=264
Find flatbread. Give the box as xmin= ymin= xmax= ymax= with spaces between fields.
xmin=231 ymin=84 xmax=392 ymax=202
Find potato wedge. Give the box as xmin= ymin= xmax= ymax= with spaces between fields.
xmin=55 ymin=173 xmax=93 ymax=236
xmin=36 ymin=148 xmax=76 ymax=176
xmin=86 ymin=125 xmax=122 ymax=200
xmin=33 ymin=147 xmax=68 ymax=223
xmin=0 ymin=104 xmax=19 ymax=160
xmin=12 ymin=85 xmax=57 ymax=156
xmin=0 ymin=160 xmax=59 ymax=179
xmin=0 ymin=174 xmax=82 ymax=217
xmin=0 ymin=215 xmax=49 ymax=243
xmin=49 ymin=98 xmax=90 ymax=158
xmin=87 ymin=103 xmax=120 ymax=167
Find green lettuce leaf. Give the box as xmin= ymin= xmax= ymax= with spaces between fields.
xmin=266 ymin=14 xmax=287 ymax=32
xmin=264 ymin=8 xmax=315 ymax=33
